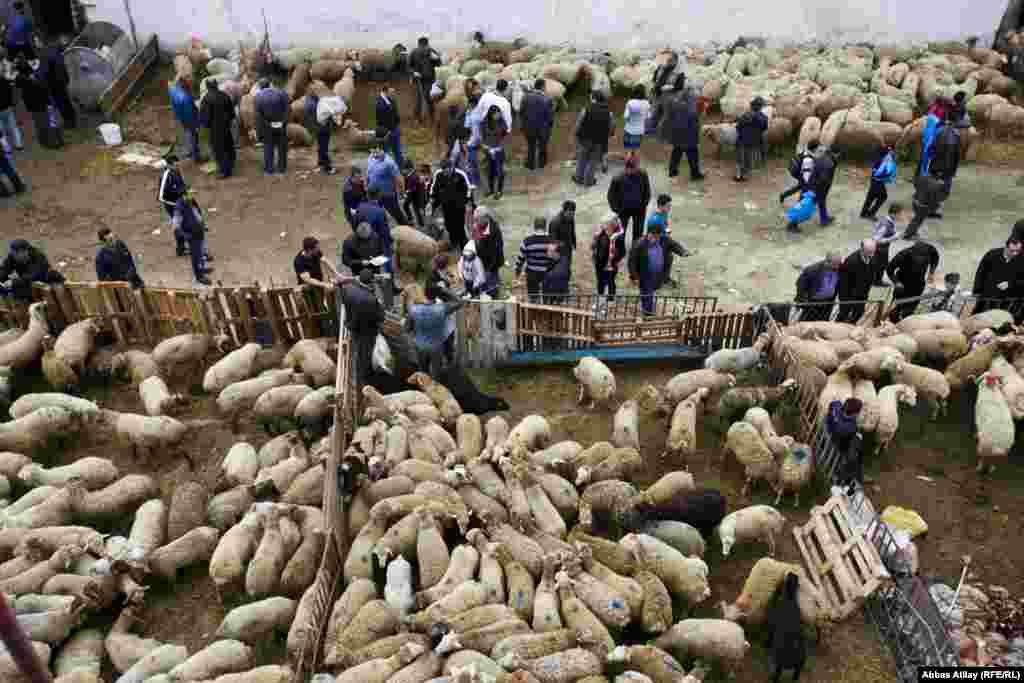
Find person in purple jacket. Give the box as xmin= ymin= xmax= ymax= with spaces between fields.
xmin=794 ymin=252 xmax=842 ymax=321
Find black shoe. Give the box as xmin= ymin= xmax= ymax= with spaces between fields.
xmin=668 ymin=171 xmax=679 ymax=178
xmin=874 ymin=280 xmax=891 ymax=287
xmin=786 ymin=223 xmax=802 ymax=233
xmin=571 ymin=176 xmax=583 ymax=185
xmin=196 ymin=277 xmax=212 ymax=286
xmin=779 ymin=193 xmax=786 ymax=205
xmin=902 ymin=231 xmax=918 ymax=240
xmin=176 ymin=246 xmax=188 ymax=257
xmin=494 ymin=192 xmax=503 ymax=200
xmin=665 ymin=278 xmax=679 ymax=288
xmin=821 ymin=218 xmax=835 ymax=227
xmin=733 ymin=176 xmax=744 ymax=182
xmin=929 ymin=211 xmax=943 ymax=219
xmin=691 ymin=173 xmax=705 ymax=180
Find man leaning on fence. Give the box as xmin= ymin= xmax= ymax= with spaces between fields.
xmin=835 ymin=239 xmax=877 ymax=324
xmin=794 ymin=253 xmax=842 ymax=322
xmin=886 ymin=240 xmax=940 ymax=322
xmin=0 ymin=239 xmax=64 ymax=303
xmin=972 ymin=236 xmax=1024 ymax=317
xmin=340 ymin=268 xmax=384 ymax=386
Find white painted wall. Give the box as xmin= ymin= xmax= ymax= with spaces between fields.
xmin=87 ymin=0 xmax=1004 ymax=52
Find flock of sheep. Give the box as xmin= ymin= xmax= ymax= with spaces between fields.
xmin=0 ymin=301 xmax=355 ymax=683
xmin=771 ymin=307 xmax=1024 ymax=473
xmin=172 ymin=34 xmax=1024 ymax=161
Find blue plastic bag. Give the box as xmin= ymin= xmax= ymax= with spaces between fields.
xmin=786 ymin=191 xmax=817 ymax=224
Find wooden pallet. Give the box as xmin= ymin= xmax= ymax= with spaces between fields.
xmin=793 ymin=495 xmax=890 ymax=620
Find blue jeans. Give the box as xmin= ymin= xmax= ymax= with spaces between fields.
xmin=263 ymin=128 xmax=288 ymax=174
xmin=486 ymin=146 xmax=505 ymax=194
xmin=639 ymin=275 xmax=659 ymax=314
xmin=466 ymin=144 xmax=481 ymax=188
xmin=0 ymin=108 xmax=23 ymax=150
xmin=384 ymin=127 xmax=402 ymax=169
xmin=818 ymin=190 xmax=831 ymax=224
xmin=941 ymin=174 xmax=953 ymax=200
xmin=0 ymin=148 xmax=24 ymax=193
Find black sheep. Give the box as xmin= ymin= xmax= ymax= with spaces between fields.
xmin=436 ymin=365 xmax=510 ymax=415
xmin=768 ymin=573 xmax=807 ymax=682
xmin=623 ymin=488 xmax=727 ymax=538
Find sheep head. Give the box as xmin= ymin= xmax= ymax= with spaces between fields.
xmin=897 ymin=385 xmax=918 ymax=407
xmin=28 ymin=301 xmax=48 ymax=326
xmin=879 ymin=355 xmax=903 ymax=374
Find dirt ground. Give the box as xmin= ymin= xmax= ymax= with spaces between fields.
xmin=4 ymin=71 xmax=1024 ymax=305
xmin=469 ymin=360 xmax=1024 ymax=682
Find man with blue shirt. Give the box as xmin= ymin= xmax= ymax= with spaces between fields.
xmin=644 ymin=194 xmax=690 ymax=289
xmin=366 ymin=147 xmax=406 ymax=225
xmin=169 ymin=76 xmax=200 ymax=162
xmin=629 ymin=223 xmax=667 ymax=316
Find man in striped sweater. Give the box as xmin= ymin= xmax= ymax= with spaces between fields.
xmin=515 ymin=217 xmax=557 ymax=302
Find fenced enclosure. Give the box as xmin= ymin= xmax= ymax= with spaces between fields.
xmin=0 ymin=281 xmax=337 ymax=347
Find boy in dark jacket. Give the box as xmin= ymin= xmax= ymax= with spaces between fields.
xmin=342 ymin=166 xmax=367 ymax=229
xmin=592 ymin=214 xmax=626 ymax=302
xmin=548 ymin=201 xmax=577 ymax=267
xmin=860 ymin=145 xmax=896 ymax=219
xmin=607 ymin=158 xmax=652 ymax=244
xmin=826 ymin=398 xmax=864 ymax=494
xmin=813 ymin=148 xmax=839 ymax=226
xmin=887 ymin=239 xmax=940 ymax=322
xmin=401 ymin=160 xmax=429 ymax=227
xmin=472 ymin=206 xmax=504 ymax=296
xmin=735 ymin=97 xmax=768 ymax=181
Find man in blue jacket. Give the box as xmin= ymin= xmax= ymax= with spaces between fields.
xmin=342 ymin=165 xmax=367 ymax=228
xmin=826 ymin=398 xmax=863 ymax=495
xmin=254 ymin=79 xmax=289 ymax=175
xmin=95 ymin=228 xmax=143 ymax=288
xmin=366 ymin=147 xmax=406 ymax=224
xmin=169 ymin=76 xmax=200 ymax=163
xmin=520 ymin=79 xmax=554 ymax=170
xmin=171 ymin=192 xmax=211 ymax=285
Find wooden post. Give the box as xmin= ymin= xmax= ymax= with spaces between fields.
xmin=132 ymin=288 xmax=153 ymax=344
xmin=234 ymin=289 xmax=256 ymax=344
xmin=260 ymin=288 xmax=287 ymax=346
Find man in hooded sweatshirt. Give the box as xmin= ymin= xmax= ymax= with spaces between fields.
xmin=200 ymin=80 xmax=236 ymax=179
xmin=341 ymin=222 xmax=385 ymax=275
xmin=548 ymin=201 xmax=577 ymax=270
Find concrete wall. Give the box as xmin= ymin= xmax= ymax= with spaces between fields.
xmin=87 ymin=0 xmax=1002 ymax=52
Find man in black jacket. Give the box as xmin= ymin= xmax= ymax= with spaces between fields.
xmin=887 ymin=240 xmax=941 ymax=322
xmin=0 ymin=239 xmax=64 ymax=302
xmin=548 ymin=201 xmax=577 ymax=269
xmin=200 ymin=80 xmax=236 ymax=179
xmin=341 ymin=223 xmax=385 ymax=275
xmin=794 ymin=253 xmax=842 ymax=321
xmin=903 ymin=169 xmax=946 ymax=239
xmin=929 ymin=111 xmax=962 ymax=210
xmin=836 ymin=240 xmax=877 ymax=323
xmin=520 ymin=80 xmax=554 ymax=170
xmin=573 ymin=91 xmax=613 ymax=187
xmin=14 ymin=56 xmax=60 ymax=148
xmin=430 ymin=160 xmax=472 ymax=252
xmin=340 ymin=268 xmax=385 ymax=386
xmin=95 ymin=228 xmax=143 ymax=288
xmin=973 ymin=238 xmax=1024 ymax=316
xmin=607 ymin=158 xmax=652 ymax=244
xmin=408 ymin=37 xmax=441 ymax=122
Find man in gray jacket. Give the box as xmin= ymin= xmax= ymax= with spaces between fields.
xmin=254 ymin=79 xmax=289 ymax=175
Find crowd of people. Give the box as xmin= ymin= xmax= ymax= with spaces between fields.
xmin=3 ymin=24 xmax=1024 ymax=355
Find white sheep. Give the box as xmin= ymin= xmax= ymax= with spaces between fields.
xmin=880 ymin=356 xmax=950 ymax=419
xmin=975 ymin=372 xmax=1015 ymax=474
xmin=384 ymin=555 xmax=416 ymax=619
xmin=704 ymin=335 xmax=770 ymax=373
xmin=665 ymin=388 xmax=709 ymax=459
xmin=717 ymin=505 xmax=786 ymax=557
xmin=874 ymin=384 xmax=917 ymax=455
xmin=724 ymin=421 xmax=778 ymax=497
xmin=816 ymin=368 xmax=854 ymax=421
xmin=652 ymin=618 xmax=750 ymax=672
xmin=574 ymin=356 xmax=617 ymax=408
xmin=774 ymin=444 xmax=813 ymax=507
